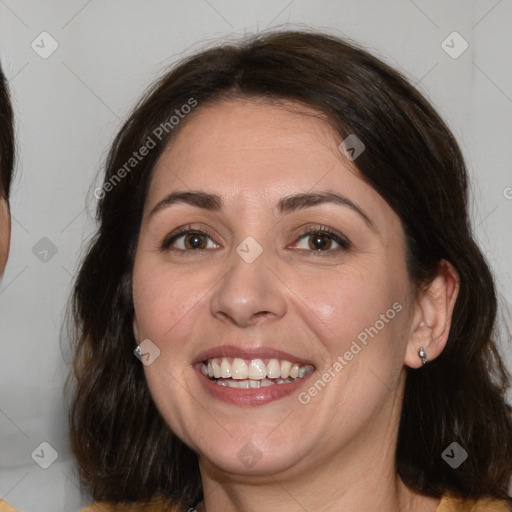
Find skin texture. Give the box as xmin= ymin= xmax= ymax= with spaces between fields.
xmin=132 ymin=99 xmax=459 ymax=512
xmin=0 ymin=198 xmax=10 ymax=276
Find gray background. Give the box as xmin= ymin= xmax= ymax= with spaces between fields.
xmin=1 ymin=1 xmax=511 ymax=511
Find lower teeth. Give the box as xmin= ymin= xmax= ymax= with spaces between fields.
xmin=212 ymin=377 xmax=300 ymax=388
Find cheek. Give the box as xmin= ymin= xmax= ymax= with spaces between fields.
xmin=132 ymin=260 xmax=204 ymax=437
xmin=295 ymin=260 xmax=408 ymax=357
xmin=293 ymin=265 xmax=410 ymax=422
xmin=132 ymin=257 xmax=210 ymax=341
xmin=290 ymin=262 xmax=412 ymax=420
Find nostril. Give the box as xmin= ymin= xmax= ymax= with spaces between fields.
xmin=249 ymin=311 xmax=273 ymax=322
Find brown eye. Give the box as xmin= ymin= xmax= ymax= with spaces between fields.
xmin=183 ymin=233 xmax=208 ymax=249
xmin=291 ymin=228 xmax=350 ymax=253
xmin=162 ymin=229 xmax=219 ymax=251
xmin=308 ymin=233 xmax=333 ymax=251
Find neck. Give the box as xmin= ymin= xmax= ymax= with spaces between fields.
xmin=197 ymin=373 xmax=440 ymax=512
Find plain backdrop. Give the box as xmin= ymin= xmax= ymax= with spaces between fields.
xmin=1 ymin=1 xmax=511 ymax=511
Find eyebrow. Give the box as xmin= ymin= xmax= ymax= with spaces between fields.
xmin=149 ymin=191 xmax=222 ymax=217
xmin=149 ymin=190 xmax=376 ymax=232
xmin=277 ymin=192 xmax=376 ymax=232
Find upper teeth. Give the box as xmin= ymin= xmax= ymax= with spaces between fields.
xmin=202 ymin=357 xmax=314 ymax=380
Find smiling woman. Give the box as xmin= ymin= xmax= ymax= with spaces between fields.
xmin=70 ymin=30 xmax=512 ymax=512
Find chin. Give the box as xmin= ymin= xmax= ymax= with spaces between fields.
xmin=197 ymin=442 xmax=305 ymax=477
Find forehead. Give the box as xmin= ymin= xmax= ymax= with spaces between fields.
xmin=155 ymin=98 xmax=338 ymax=173
xmin=147 ymin=99 xmax=398 ymax=232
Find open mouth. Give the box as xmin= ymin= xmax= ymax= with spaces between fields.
xmin=201 ymin=357 xmax=315 ymax=388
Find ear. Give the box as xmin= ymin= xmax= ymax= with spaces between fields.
xmin=0 ymin=198 xmax=11 ymax=277
xmin=405 ymin=259 xmax=460 ymax=368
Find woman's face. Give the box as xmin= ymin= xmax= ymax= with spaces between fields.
xmin=132 ymin=99 xmax=417 ymax=477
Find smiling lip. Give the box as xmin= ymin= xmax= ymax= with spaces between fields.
xmin=196 ymin=368 xmax=315 ymax=406
xmin=194 ymin=344 xmax=316 ymax=406
xmin=193 ymin=345 xmax=314 ymax=366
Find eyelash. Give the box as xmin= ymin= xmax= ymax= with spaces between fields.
xmin=292 ymin=225 xmax=351 ymax=254
xmin=160 ymin=224 xmax=351 ymax=255
xmin=160 ymin=224 xmax=219 ymax=254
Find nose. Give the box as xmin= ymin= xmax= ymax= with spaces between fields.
xmin=209 ymin=247 xmax=287 ymax=328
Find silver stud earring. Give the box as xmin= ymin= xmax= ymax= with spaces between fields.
xmin=419 ymin=347 xmax=427 ymax=365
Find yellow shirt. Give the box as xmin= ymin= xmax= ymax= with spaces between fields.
xmin=79 ymin=493 xmax=512 ymax=511
xmin=436 ymin=493 xmax=511 ymax=511
xmin=2 ymin=494 xmax=510 ymax=511
xmin=0 ymin=501 xmax=20 ymax=512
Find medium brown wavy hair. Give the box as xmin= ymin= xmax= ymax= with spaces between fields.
xmin=69 ymin=30 xmax=512 ymax=509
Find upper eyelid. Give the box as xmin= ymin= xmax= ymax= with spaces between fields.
xmin=292 ymin=228 xmax=350 ymax=249
xmin=161 ymin=225 xmax=220 ymax=248
xmin=162 ymin=225 xmax=350 ymax=250
xmin=165 ymin=225 xmax=346 ymax=240
xmin=290 ymin=223 xmax=349 ymax=240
